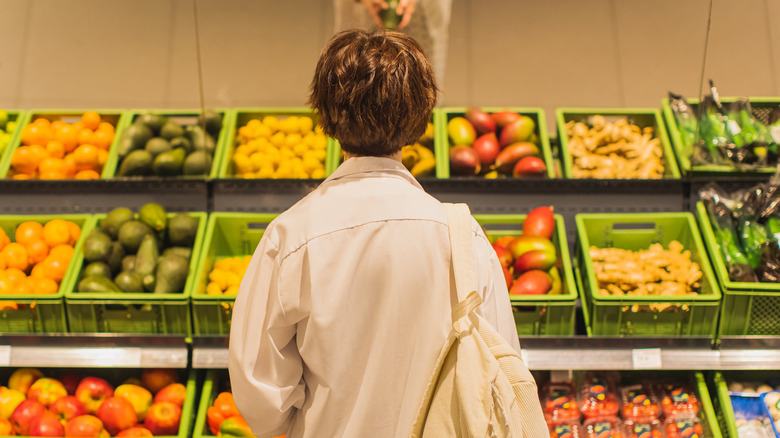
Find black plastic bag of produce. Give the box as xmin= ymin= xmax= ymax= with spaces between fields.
xmin=756 ymin=243 xmax=780 ymax=283
xmin=735 ymin=185 xmax=770 ymax=268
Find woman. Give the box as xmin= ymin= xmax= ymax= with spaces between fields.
xmin=229 ymin=29 xmax=519 ymax=438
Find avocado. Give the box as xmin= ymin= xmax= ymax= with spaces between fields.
xmin=154 ymin=255 xmax=189 ymax=294
xmin=117 ymin=150 xmax=154 ymax=177
xmin=145 ymin=138 xmax=172 ymax=157
xmin=138 ymin=203 xmax=167 ymax=233
xmin=123 ymin=123 xmax=154 ymax=151
xmin=198 ymin=110 xmax=223 ymax=138
xmin=101 ymin=207 xmax=135 ymax=240
xmin=114 ymin=271 xmax=144 ymax=293
xmin=170 ymin=137 xmax=193 ymax=154
xmin=186 ymin=125 xmax=216 ymax=155
xmin=136 ymin=114 xmax=168 ymax=135
xmin=160 ymin=121 xmax=184 ymax=140
xmin=183 ymin=151 xmax=212 ymax=176
xmin=83 ymin=230 xmax=113 ymax=263
xmin=153 ymin=148 xmax=186 ymax=177
xmin=122 ymin=255 xmax=137 ymax=272
xmin=115 ymin=136 xmax=138 ymax=159
xmin=167 ymin=213 xmax=199 ymax=247
xmin=106 ymin=241 xmax=126 ymax=275
xmin=118 ymin=220 xmax=154 ymax=254
xmin=134 ymin=234 xmax=159 ymax=278
xmin=162 ymin=246 xmax=192 ymax=261
xmin=83 ymin=262 xmax=112 ymax=279
xmin=142 ymin=273 xmax=156 ymax=292
xmin=78 ymin=275 xmax=121 ymax=293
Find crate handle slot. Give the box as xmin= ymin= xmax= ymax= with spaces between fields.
xmin=482 ymin=223 xmax=523 ymax=231
xmin=247 ymin=222 xmax=270 ymax=230
xmin=611 ymin=222 xmax=657 ymax=231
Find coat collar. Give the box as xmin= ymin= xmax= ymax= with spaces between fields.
xmin=323 ymin=156 xmax=424 ymax=190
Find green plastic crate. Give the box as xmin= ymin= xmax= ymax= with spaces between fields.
xmin=711 ymin=371 xmax=780 ymax=438
xmin=576 ymin=213 xmax=720 ymax=336
xmin=474 ymin=213 xmax=577 ymax=335
xmin=662 ymin=97 xmax=780 ymax=175
xmin=696 ymin=201 xmax=780 ymax=336
xmin=0 ymin=110 xmax=31 ymax=179
xmin=190 ymin=212 xmax=276 ymax=335
xmin=105 ymin=109 xmax=233 ymax=179
xmin=329 ymin=110 xmax=440 ymax=178
xmin=0 ymin=214 xmax=93 ymax=333
xmin=556 ymin=108 xmax=680 ymax=179
xmin=0 ymin=110 xmax=130 ymax=179
xmin=218 ymin=108 xmax=336 ymax=178
xmin=63 ymin=212 xmax=207 ymax=334
xmin=193 ymin=370 xmax=234 ymax=438
xmin=437 ymin=107 xmax=554 ymax=179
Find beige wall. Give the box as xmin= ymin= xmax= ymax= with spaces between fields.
xmin=1 ymin=0 xmax=778 ymax=132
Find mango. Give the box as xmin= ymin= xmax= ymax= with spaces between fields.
xmin=513 ymin=156 xmax=547 ymax=178
xmin=510 ymin=270 xmax=552 ymax=295
xmin=491 ymin=111 xmax=520 ymax=129
xmin=447 ymin=117 xmax=476 ymax=145
xmin=494 ymin=143 xmax=539 ymax=174
xmin=507 ymin=236 xmax=555 ymax=260
xmin=449 ymin=146 xmax=481 ymax=176
xmin=472 ymin=133 xmax=500 ymax=166
xmin=499 ymin=116 xmax=536 ymax=148
xmin=513 ymin=250 xmax=556 ymax=273
xmin=465 ymin=108 xmax=496 ymax=135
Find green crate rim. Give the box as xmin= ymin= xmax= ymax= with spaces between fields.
xmin=714 ymin=372 xmax=739 ymax=438
xmin=0 ymin=110 xmax=31 ymax=179
xmin=473 ymin=213 xmax=577 ymax=303
xmin=576 ymin=212 xmax=721 ymax=302
xmin=329 ymin=109 xmax=441 ymax=178
xmin=436 ymin=107 xmax=555 ymax=179
xmin=0 ymin=214 xmax=95 ymax=301
xmin=63 ymin=212 xmax=207 ymax=301
xmin=556 ymin=107 xmax=681 ymax=179
xmin=695 ymin=371 xmax=725 ymax=438
xmin=575 ymin=264 xmax=594 ymax=337
xmin=0 ymin=110 xmax=130 ymax=179
xmin=189 ymin=212 xmax=277 ymax=302
xmin=193 ymin=369 xmax=217 ymax=438
xmin=661 ymin=97 xmax=780 ymax=175
xmin=696 ymin=201 xmax=780 ymax=295
xmin=104 ymin=109 xmax=234 ymax=180
xmin=217 ymin=107 xmax=336 ymax=178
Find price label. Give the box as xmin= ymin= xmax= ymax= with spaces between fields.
xmin=0 ymin=346 xmax=11 ymax=366
xmin=632 ymin=348 xmax=662 ymax=369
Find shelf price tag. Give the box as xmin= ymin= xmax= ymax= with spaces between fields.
xmin=0 ymin=346 xmax=11 ymax=366
xmin=632 ymin=348 xmax=662 ymax=369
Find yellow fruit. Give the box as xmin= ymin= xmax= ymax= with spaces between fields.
xmin=299 ymin=117 xmax=314 ymax=135
xmin=240 ymin=172 xmax=256 ymax=179
xmin=257 ymin=125 xmax=272 ymax=139
xmin=312 ymin=135 xmax=328 ymax=150
xmin=214 ymin=259 xmax=231 ymax=270
xmin=262 ymin=116 xmax=279 ymax=132
xmin=232 ymin=153 xmax=253 ymax=174
xmin=303 ymin=157 xmax=322 ymax=174
xmin=285 ymin=133 xmax=303 ymax=148
xmin=315 ymin=125 xmax=324 ymax=135
xmin=311 ymin=168 xmax=326 ymax=179
xmin=293 ymin=143 xmax=309 ymax=157
xmin=257 ymin=166 xmax=275 ymax=178
xmin=246 ymin=119 xmax=262 ymax=129
xmin=226 ymin=285 xmax=240 ymax=295
xmin=235 ymin=144 xmax=254 ymax=156
xmin=249 ymin=153 xmax=266 ymax=171
xmin=280 ymin=117 xmax=300 ymax=134
xmin=314 ymin=149 xmax=327 ymax=161
xmin=206 ymin=282 xmax=223 ymax=295
xmin=270 ymin=132 xmax=285 ymax=148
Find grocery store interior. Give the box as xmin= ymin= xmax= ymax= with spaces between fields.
xmin=0 ymin=0 xmax=779 ymax=437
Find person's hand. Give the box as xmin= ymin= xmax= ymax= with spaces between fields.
xmin=396 ymin=0 xmax=415 ymax=30
xmin=360 ymin=0 xmax=388 ymax=28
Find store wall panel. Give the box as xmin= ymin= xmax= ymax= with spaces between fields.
xmin=614 ymin=0 xmax=709 ymax=107
xmin=767 ymin=0 xmax=780 ymax=96
xmin=17 ymin=0 xmax=173 ymax=108
xmin=440 ymin=0 xmax=468 ymax=107
xmin=0 ymin=1 xmax=29 ymax=106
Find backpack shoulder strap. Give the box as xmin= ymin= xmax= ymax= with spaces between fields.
xmin=442 ymin=203 xmax=479 ymax=306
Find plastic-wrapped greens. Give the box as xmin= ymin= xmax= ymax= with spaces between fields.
xmin=668 ymin=92 xmax=698 ymax=157
xmin=700 ymin=184 xmax=757 ymax=282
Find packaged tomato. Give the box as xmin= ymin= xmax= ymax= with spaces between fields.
xmin=624 ymin=419 xmax=665 ymax=438
xmin=664 ymin=415 xmax=704 ymax=438
xmin=583 ymin=417 xmax=624 ymax=438
xmin=549 ymin=420 xmax=582 ymax=438
xmin=659 ymin=384 xmax=699 ymax=416
xmin=621 ymin=384 xmax=662 ymax=420
xmin=543 ymin=383 xmax=581 ymax=421
xmin=581 ymin=374 xmax=620 ymax=419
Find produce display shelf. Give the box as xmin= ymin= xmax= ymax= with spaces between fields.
xmin=0 ymin=334 xmax=188 ymax=368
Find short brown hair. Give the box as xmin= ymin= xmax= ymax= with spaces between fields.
xmin=308 ymin=30 xmax=438 ymax=157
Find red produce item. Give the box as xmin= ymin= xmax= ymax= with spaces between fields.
xmin=581 ymin=375 xmax=619 ymax=419
xmin=624 ymin=420 xmax=665 ymax=438
xmin=523 ymin=206 xmax=555 ymax=239
xmin=549 ymin=420 xmax=582 ymax=438
xmin=583 ymin=417 xmax=624 ymax=438
xmin=659 ymin=385 xmax=699 ymax=417
xmin=664 ymin=415 xmax=704 ymax=438
xmin=621 ymin=384 xmax=662 ymax=420
xmin=543 ymin=383 xmax=580 ymax=421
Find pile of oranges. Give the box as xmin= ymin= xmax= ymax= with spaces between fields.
xmin=9 ymin=111 xmax=115 ymax=180
xmin=0 ymin=219 xmax=81 ymax=296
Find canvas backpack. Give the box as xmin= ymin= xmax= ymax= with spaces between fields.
xmin=410 ymin=203 xmax=547 ymax=438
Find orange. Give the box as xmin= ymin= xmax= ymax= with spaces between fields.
xmin=97 ymin=122 xmax=114 ymax=133
xmin=75 ymin=170 xmax=100 ymax=180
xmin=16 ymin=277 xmax=33 ymax=295
xmin=20 ymin=124 xmax=50 ymax=146
xmin=0 ymin=255 xmax=5 ymax=271
xmin=32 ymin=277 xmax=58 ymax=294
xmin=2 ymin=243 xmax=28 ymax=272
xmin=15 ymin=221 xmax=44 ymax=246
xmin=40 ymin=257 xmax=67 ymax=282
xmin=0 ymin=277 xmax=13 ymax=295
xmin=30 ymin=264 xmax=44 ymax=278
xmin=42 ymin=220 xmax=70 ymax=248
xmin=81 ymin=111 xmax=101 ymax=131
xmin=97 ymin=148 xmax=109 ymax=166
xmin=72 ymin=144 xmax=99 ymax=171
xmin=11 ymin=146 xmax=41 ymax=174
xmin=77 ymin=129 xmax=93 ymax=146
xmin=90 ymin=130 xmax=113 ymax=150
xmin=2 ymin=268 xmax=26 ymax=285
xmin=51 ymin=120 xmax=67 ymax=130
xmin=11 ymin=174 xmax=31 ymax=180
xmin=66 ymin=222 xmax=80 ymax=245
xmin=63 ymin=154 xmax=77 ymax=178
xmin=49 ymin=244 xmax=74 ymax=261
xmin=25 ymin=240 xmax=49 ymax=265
xmin=38 ymin=171 xmax=65 ymax=180
xmin=33 ymin=118 xmax=51 ymax=128
xmin=38 ymin=158 xmax=66 ymax=176
xmin=0 ymin=302 xmax=19 ymax=310
xmin=28 ymin=144 xmax=48 ymax=161
xmin=0 ymin=229 xmax=10 ymax=251
xmin=45 ymin=141 xmax=65 ymax=159
xmin=55 ymin=125 xmax=79 ymax=152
